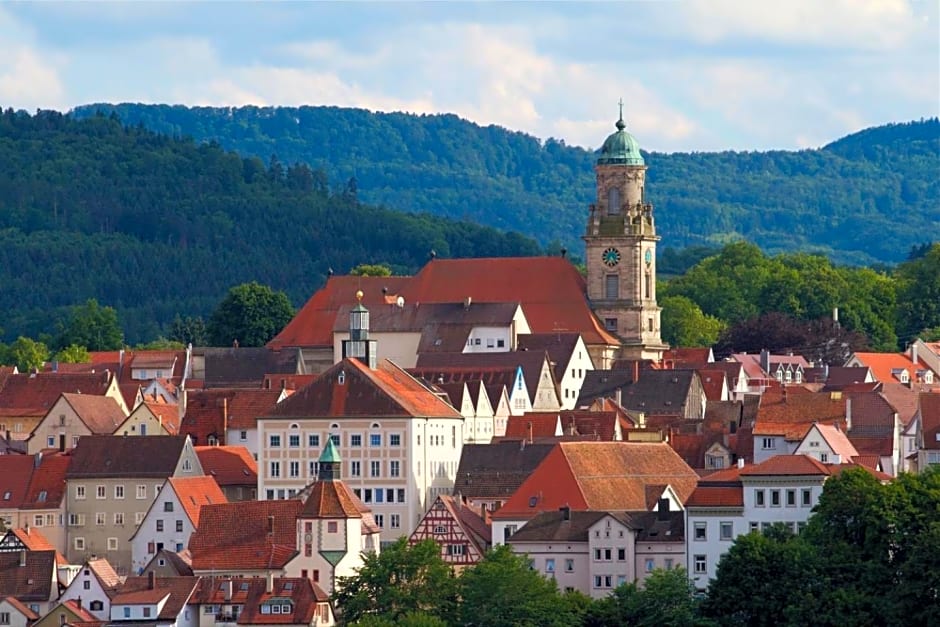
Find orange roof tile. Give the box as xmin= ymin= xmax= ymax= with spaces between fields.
xmin=167 ymin=476 xmax=227 ymax=526
xmin=300 ymin=478 xmax=371 ymax=522
xmin=195 ymin=446 xmax=258 ymax=486
xmin=181 ymin=388 xmax=283 ymax=444
xmin=505 ymin=414 xmax=561 ymax=439
xmin=753 ymin=391 xmax=846 ymax=439
xmin=850 ymin=352 xmax=930 ymax=384
xmin=143 ymin=401 xmax=180 ymax=434
xmin=10 ymin=528 xmax=69 ymax=565
xmin=188 ymin=500 xmax=302 ymax=571
xmin=739 ymin=454 xmax=831 ymax=476
xmin=491 ymin=441 xmax=698 ymax=520
xmin=811 ymin=423 xmax=859 ymax=459
xmin=663 ymin=348 xmax=713 ymax=369
xmin=1 ymin=596 xmax=39 ymax=620
xmin=686 ymin=486 xmax=744 ymax=507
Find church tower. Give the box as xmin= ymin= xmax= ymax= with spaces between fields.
xmin=584 ymin=104 xmax=667 ymax=361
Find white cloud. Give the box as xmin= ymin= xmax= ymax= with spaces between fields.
xmin=0 ymin=7 xmax=66 ymax=110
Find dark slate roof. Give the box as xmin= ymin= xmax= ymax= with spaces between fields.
xmin=66 ymin=435 xmax=189 ymax=478
xmin=509 ymin=510 xmax=631 ymax=543
xmin=517 ymin=333 xmax=584 ymax=382
xmin=704 ymin=400 xmax=743 ymax=427
xmin=630 ymin=510 xmax=685 ymax=542
xmin=823 ymin=367 xmax=874 ymax=388
xmin=453 ymin=441 xmax=555 ymax=500
xmin=0 ymin=549 xmax=56 ymax=601
xmin=579 ymin=370 xmax=698 ymax=415
xmin=333 ymin=301 xmax=520 ymax=333
xmin=201 ymin=348 xmax=301 ymax=388
xmin=577 ymin=370 xmax=637 ymax=407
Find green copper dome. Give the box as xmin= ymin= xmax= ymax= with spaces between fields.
xmin=597 ymin=112 xmax=644 ymax=166
xmin=319 ymin=437 xmax=341 ymax=463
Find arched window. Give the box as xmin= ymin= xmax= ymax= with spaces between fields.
xmin=607 ymin=187 xmax=620 ymax=214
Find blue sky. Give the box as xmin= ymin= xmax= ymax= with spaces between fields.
xmin=1 ymin=1 xmax=937 ymax=152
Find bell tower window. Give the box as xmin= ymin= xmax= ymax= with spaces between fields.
xmin=605 ymin=275 xmax=619 ymax=299
xmin=645 ymin=273 xmax=652 ymax=299
xmin=607 ymin=187 xmax=620 ymax=215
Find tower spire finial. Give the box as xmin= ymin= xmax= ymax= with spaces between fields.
xmin=616 ymin=98 xmax=625 ymax=131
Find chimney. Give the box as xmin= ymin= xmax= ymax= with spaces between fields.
xmin=615 ymin=387 xmax=622 ymax=408
xmin=737 ymin=457 xmax=745 ymax=469
xmin=34 ymin=452 xmax=43 ymax=469
xmin=265 ymin=572 xmax=274 ymax=594
xmin=633 ymin=360 xmax=640 ymax=383
xmin=911 ymin=342 xmax=918 ymax=366
xmin=560 ymin=505 xmax=571 ymax=521
xmin=76 ymin=598 xmax=81 ymax=610
xmin=223 ymin=580 xmax=233 ymax=602
xmin=267 ymin=515 xmax=275 ymax=536
xmin=222 ymin=398 xmax=229 ymax=439
xmin=832 ymin=307 xmax=839 ymax=325
xmin=19 ymin=550 xmax=26 ymax=567
xmin=527 ymin=421 xmax=533 ymax=445
xmin=148 ymin=570 xmax=156 ymax=589
xmin=760 ymin=349 xmax=770 ymax=374
xmin=845 ymin=397 xmax=852 ymax=431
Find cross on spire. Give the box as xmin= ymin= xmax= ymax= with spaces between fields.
xmin=616 ymin=98 xmax=626 ymax=131
xmin=618 ymin=98 xmax=624 ymax=120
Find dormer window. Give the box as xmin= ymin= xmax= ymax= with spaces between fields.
xmin=337 ymin=371 xmax=346 ymax=385
xmin=900 ymin=371 xmax=909 ymax=384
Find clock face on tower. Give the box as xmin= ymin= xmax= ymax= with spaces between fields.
xmin=603 ymin=247 xmax=622 ymax=267
xmin=644 ymin=249 xmax=652 ymax=265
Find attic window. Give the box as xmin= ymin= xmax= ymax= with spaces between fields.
xmin=240 ymin=582 xmax=249 ymax=591
xmin=2 ymin=492 xmax=9 ymax=500
xmin=337 ymin=371 xmax=346 ymax=385
xmin=37 ymin=491 xmax=47 ymax=502
xmin=528 ymin=496 xmax=538 ymax=508
xmin=283 ymin=582 xmax=294 ymax=590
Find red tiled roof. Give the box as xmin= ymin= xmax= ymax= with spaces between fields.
xmin=61 ymin=598 xmax=100 ymax=622
xmin=270 ymin=358 xmax=461 ymax=419
xmin=195 ymin=446 xmax=258 ymax=487
xmin=269 ymin=258 xmax=619 ymax=349
xmin=505 ymin=414 xmax=561 ymax=439
xmin=66 ymin=435 xmax=190 ymax=478
xmin=10 ymin=528 xmax=68 ymax=566
xmin=0 ymin=456 xmax=35 ymax=508
xmin=686 ymin=485 xmax=744 ymax=507
xmin=113 ymin=576 xmax=199 ymax=620
xmin=401 ymin=257 xmax=618 ymax=346
xmin=142 ymin=401 xmax=180 ymax=434
xmin=269 ymin=276 xmax=412 ymax=349
xmin=753 ymin=391 xmax=846 ymax=438
xmin=0 ymin=372 xmax=115 ymax=416
xmin=698 ymin=369 xmax=727 ymax=401
xmin=129 ymin=351 xmax=181 ymax=370
xmin=811 ymin=423 xmax=859 ymax=459
xmin=188 ymin=500 xmax=302 ymax=571
xmin=491 ymin=441 xmax=698 ymax=520
xmin=1 ymin=596 xmax=39 ymax=620
xmin=181 ymin=388 xmax=283 ymax=444
xmin=299 ymin=478 xmax=371 ymax=521
xmin=167 ymin=476 xmax=227 ymax=526
xmin=663 ymin=348 xmax=713 ymax=369
xmin=86 ymin=557 xmax=122 ymax=591
xmin=740 ymin=454 xmax=831 ymax=476
xmin=850 ymin=352 xmax=931 ymax=384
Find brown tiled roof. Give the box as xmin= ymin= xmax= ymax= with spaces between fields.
xmin=740 ymin=454 xmax=831 ymax=476
xmin=270 ymin=358 xmax=461 ymax=419
xmin=453 ymin=441 xmax=556 ymax=500
xmin=195 ymin=446 xmax=258 ymax=487
xmin=128 ymin=352 xmax=181 ymax=371
xmin=183 ymin=390 xmax=284 ymax=442
xmin=663 ymin=348 xmax=713 ymax=369
xmin=919 ymin=393 xmax=940 ymax=451
xmin=0 ymin=372 xmax=115 ymax=416
xmin=505 ymin=414 xmax=561 ymax=439
xmin=66 ymin=435 xmax=190 ymax=478
xmin=167 ymin=476 xmax=227 ymax=526
xmin=60 ymin=393 xmax=128 ymax=434
xmin=509 ymin=510 xmax=615 ymax=542
xmin=87 ymin=557 xmax=123 ymax=591
xmin=878 ymin=383 xmax=921 ymax=426
xmin=193 ymin=577 xmax=328 ymax=625
xmin=821 ymin=366 xmax=874 ymax=388
xmin=561 ymin=411 xmax=622 ymax=440
xmin=0 ymin=456 xmax=37 ymax=508
xmin=439 ymin=495 xmax=492 ymax=550
xmin=299 ymin=478 xmax=369 ymax=520
xmin=141 ymin=549 xmax=193 ymax=576
xmin=0 ymin=549 xmax=55 ymax=601
xmin=188 ymin=500 xmax=302 ymax=571
xmin=491 ymin=441 xmax=698 ymax=520
xmin=753 ymin=391 xmax=846 ymax=439
xmin=333 ymin=301 xmax=520 ymax=333
xmin=113 ymin=576 xmax=199 ymax=620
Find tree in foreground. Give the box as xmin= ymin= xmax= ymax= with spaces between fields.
xmin=333 ymin=538 xmax=457 ymax=625
xmin=4 ymin=336 xmax=50 ymax=372
xmin=55 ymin=298 xmax=123 ymax=351
xmin=585 ymin=567 xmax=708 ymax=627
xmin=53 ymin=344 xmax=90 ymax=364
xmin=169 ymin=314 xmax=208 ymax=346
xmin=206 ymin=282 xmax=294 ymax=347
xmin=457 ymin=544 xmax=586 ymax=627
xmin=661 ymin=295 xmax=725 ymax=348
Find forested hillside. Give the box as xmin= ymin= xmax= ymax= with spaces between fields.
xmin=0 ymin=110 xmax=540 ymax=343
xmin=72 ymin=104 xmax=940 ymax=265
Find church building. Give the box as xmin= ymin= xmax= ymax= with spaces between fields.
xmin=584 ymin=105 xmax=668 ymax=361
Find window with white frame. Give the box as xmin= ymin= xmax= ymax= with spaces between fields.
xmin=96 ymin=512 xmax=106 ymax=525
xmin=75 ymin=485 xmax=86 ymax=500
xmin=761 ymin=437 xmax=775 ymax=450
xmin=755 ymin=489 xmax=765 ymax=507
xmin=269 ymin=435 xmax=281 ymax=448
xmin=801 ymin=489 xmax=812 ymax=507
xmin=107 ymin=537 xmax=118 ymax=550
xmin=390 ymin=460 xmax=400 ymax=477
xmin=694 ymin=521 xmax=707 ymax=541
xmin=350 ymin=434 xmax=362 ymax=447
xmin=289 ymin=461 xmax=300 ymax=478
xmin=308 ymin=434 xmax=319 ymax=447
xmin=270 ymin=461 xmax=280 ymax=478
xmin=350 ymin=461 xmax=361 ymax=477
xmin=786 ymin=489 xmax=796 ymax=506
xmin=114 ymin=485 xmax=124 ymax=499
xmin=96 ymin=485 xmax=106 ymax=499
xmin=771 ymin=490 xmax=781 ymax=507
xmin=370 ymin=461 xmax=380 ymax=477
xmin=694 ymin=554 xmax=707 ymax=574
xmin=74 ymin=537 xmax=85 ymax=551
xmin=390 ymin=514 xmax=400 ymax=529
xmin=390 ymin=433 xmax=401 ymax=446
xmin=288 ymin=434 xmax=300 ymax=447
xmin=114 ymin=513 xmax=124 ymax=525
xmin=136 ymin=484 xmax=146 ymax=499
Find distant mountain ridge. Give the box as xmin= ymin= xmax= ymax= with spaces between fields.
xmin=72 ymin=104 xmax=940 ymax=265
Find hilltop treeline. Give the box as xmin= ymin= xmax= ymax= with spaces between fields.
xmin=0 ymin=109 xmax=540 ymax=343
xmin=73 ymin=104 xmax=940 ymax=265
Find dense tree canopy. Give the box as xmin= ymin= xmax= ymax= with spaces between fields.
xmin=54 ymin=298 xmax=124 ymax=351
xmin=73 ymin=104 xmax=939 ymax=266
xmin=207 ymin=282 xmax=295 ymax=347
xmin=0 ymin=109 xmax=541 ymax=344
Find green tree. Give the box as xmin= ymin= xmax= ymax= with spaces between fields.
xmin=55 ymin=299 xmax=124 ymax=351
xmin=458 ymin=545 xmax=585 ymax=627
xmin=53 ymin=344 xmax=90 ymax=363
xmin=586 ymin=568 xmax=706 ymax=627
xmin=206 ymin=282 xmax=295 ymax=347
xmin=134 ymin=338 xmax=185 ymax=350
xmin=352 ymin=612 xmax=448 ymax=627
xmin=8 ymin=336 xmax=50 ymax=372
xmin=349 ymin=264 xmax=393 ymax=277
xmin=661 ymin=296 xmax=725 ymax=347
xmin=895 ymin=243 xmax=940 ymax=345
xmin=169 ymin=315 xmax=208 ymax=346
xmin=333 ymin=538 xmax=458 ymax=625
